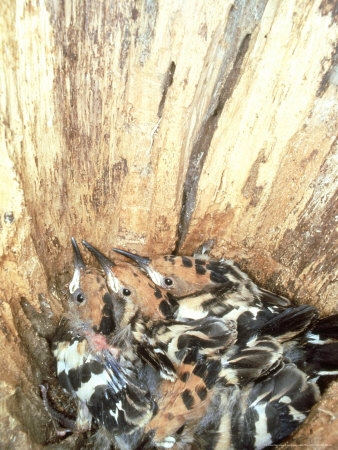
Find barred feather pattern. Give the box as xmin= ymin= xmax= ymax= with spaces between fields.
xmin=49 ymin=241 xmax=338 ymax=449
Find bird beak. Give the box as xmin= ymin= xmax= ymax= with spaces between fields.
xmin=71 ymin=237 xmax=86 ymax=270
xmin=69 ymin=238 xmax=86 ymax=294
xmin=82 ymin=241 xmax=120 ymax=293
xmin=111 ymin=248 xmax=150 ymax=268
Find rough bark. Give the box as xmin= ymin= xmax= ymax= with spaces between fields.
xmin=0 ymin=0 xmax=337 ymax=447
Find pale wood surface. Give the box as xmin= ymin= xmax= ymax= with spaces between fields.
xmin=0 ymin=0 xmax=337 ymax=447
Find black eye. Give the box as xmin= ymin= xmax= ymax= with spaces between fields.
xmin=76 ymin=293 xmax=85 ymax=303
xmin=123 ymin=288 xmax=131 ymax=296
xmin=164 ymin=278 xmax=173 ymax=286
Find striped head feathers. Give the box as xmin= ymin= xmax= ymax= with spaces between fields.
xmin=82 ymin=241 xmax=176 ymax=320
xmin=111 ymin=248 xmax=255 ymax=297
xmin=68 ymin=238 xmax=116 ymax=335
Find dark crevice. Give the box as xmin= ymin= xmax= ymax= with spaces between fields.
xmin=157 ymin=61 xmax=176 ymax=118
xmin=316 ymin=43 xmax=337 ymax=97
xmin=319 ymin=0 xmax=338 ymax=22
xmin=174 ymin=34 xmax=251 ymax=254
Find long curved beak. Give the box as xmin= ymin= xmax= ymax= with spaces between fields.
xmin=111 ymin=248 xmax=150 ymax=268
xmin=82 ymin=241 xmax=116 ymax=270
xmin=71 ymin=237 xmax=86 ymax=270
xmin=82 ymin=241 xmax=120 ymax=293
xmin=69 ymin=238 xmax=86 ymax=294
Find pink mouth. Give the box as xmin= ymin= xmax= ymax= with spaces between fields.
xmin=84 ymin=330 xmax=120 ymax=358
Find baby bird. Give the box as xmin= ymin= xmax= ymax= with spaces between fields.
xmin=52 ymin=238 xmax=156 ymax=439
xmin=90 ymin=246 xmax=328 ymax=378
xmin=111 ymin=249 xmax=290 ymax=308
xmin=54 ymin=241 xmax=338 ymax=449
xmin=110 ymin=248 xmax=296 ymax=339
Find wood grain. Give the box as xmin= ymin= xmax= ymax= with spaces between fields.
xmin=0 ymin=0 xmax=337 ymax=447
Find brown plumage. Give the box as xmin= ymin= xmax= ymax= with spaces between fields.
xmin=69 ymin=266 xmax=112 ymax=331
xmin=111 ymin=248 xmax=291 ymax=309
xmin=112 ymin=250 xmax=221 ymax=296
xmin=147 ymin=365 xmax=212 ymax=445
xmin=82 ymin=241 xmax=176 ymax=321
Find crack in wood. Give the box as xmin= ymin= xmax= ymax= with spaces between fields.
xmin=316 ymin=43 xmax=338 ymax=97
xmin=157 ymin=61 xmax=176 ymax=118
xmin=174 ymin=34 xmax=252 ymax=255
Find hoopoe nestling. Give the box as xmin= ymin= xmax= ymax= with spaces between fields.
xmin=82 ymin=242 xmax=281 ymax=346
xmin=82 ymin=241 xmax=238 ymax=364
xmin=109 ymin=248 xmax=297 ymax=339
xmin=50 ymin=240 xmax=338 ymax=449
xmin=110 ymin=248 xmax=291 ymax=307
xmin=51 ymin=239 xmax=156 ymax=444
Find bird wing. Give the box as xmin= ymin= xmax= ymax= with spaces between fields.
xmin=53 ymin=329 xmax=155 ymax=434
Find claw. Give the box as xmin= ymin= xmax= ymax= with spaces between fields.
xmin=40 ymin=384 xmax=75 ymax=436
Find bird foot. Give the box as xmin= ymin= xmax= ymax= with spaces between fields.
xmin=40 ymin=384 xmax=75 ymax=436
xmin=318 ymin=408 xmax=337 ymax=421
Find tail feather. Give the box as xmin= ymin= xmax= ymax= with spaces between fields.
xmin=307 ymin=314 xmax=338 ymax=343
xmin=304 ymin=342 xmax=338 ymax=375
xmin=151 ymin=317 xmax=237 ymax=366
xmin=284 ymin=315 xmax=338 ymax=377
xmin=233 ymin=364 xmax=320 ymax=449
xmin=258 ymin=305 xmax=318 ymax=341
xmin=136 ymin=343 xmax=177 ymax=381
xmin=258 ymin=287 xmax=291 ymax=309
xmin=235 ymin=305 xmax=318 ymax=347
xmin=221 ymin=337 xmax=284 ymax=386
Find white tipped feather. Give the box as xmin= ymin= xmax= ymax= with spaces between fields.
xmin=147 ymin=267 xmax=165 ymax=287
xmin=69 ymin=267 xmax=81 ymax=294
xmin=107 ymin=272 xmax=121 ymax=293
xmin=254 ymin=404 xmax=272 ymax=449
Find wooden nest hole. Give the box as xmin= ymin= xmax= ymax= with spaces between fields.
xmin=0 ymin=0 xmax=337 ymax=448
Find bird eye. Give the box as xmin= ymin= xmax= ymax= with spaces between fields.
xmin=123 ymin=288 xmax=131 ymax=296
xmin=164 ymin=278 xmax=173 ymax=286
xmin=76 ymin=293 xmax=85 ymax=303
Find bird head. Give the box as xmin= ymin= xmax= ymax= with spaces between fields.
xmin=111 ymin=249 xmax=228 ymax=297
xmin=82 ymin=241 xmax=175 ymax=320
xmin=69 ymin=238 xmax=117 ymax=335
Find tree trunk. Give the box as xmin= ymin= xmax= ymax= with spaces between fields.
xmin=0 ymin=0 xmax=337 ymax=447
